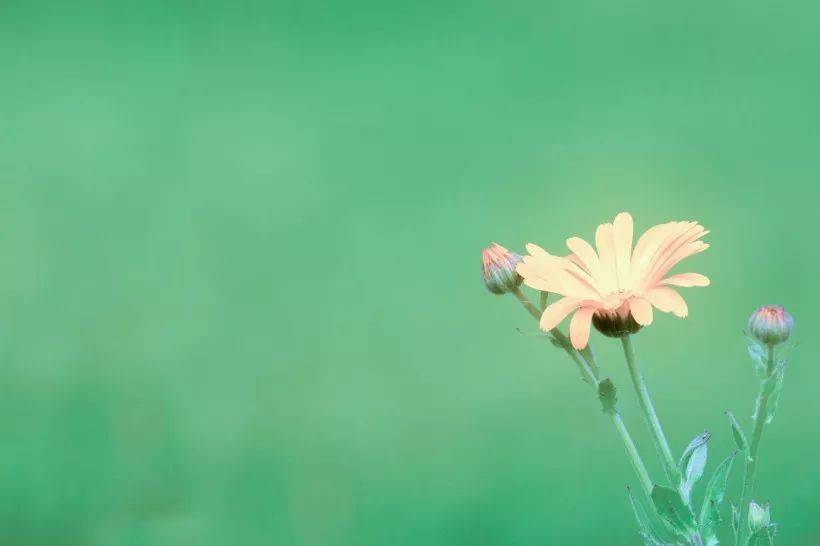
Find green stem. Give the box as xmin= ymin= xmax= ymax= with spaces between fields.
xmin=621 ymin=335 xmax=679 ymax=485
xmin=611 ymin=411 xmax=655 ymax=497
xmin=510 ymin=287 xmax=654 ymax=497
xmin=511 ymin=287 xmax=542 ymax=321
xmin=736 ymin=345 xmax=776 ymax=546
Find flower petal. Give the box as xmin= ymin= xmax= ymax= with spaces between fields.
xmin=569 ymin=306 xmax=595 ymax=349
xmin=650 ymin=241 xmax=709 ymax=286
xmin=629 ymin=296 xmax=654 ymax=325
xmin=632 ymin=223 xmax=671 ymax=269
xmin=566 ymin=236 xmax=601 ymax=277
xmin=594 ymin=223 xmax=618 ymax=293
xmin=613 ymin=212 xmax=634 ymax=286
xmin=638 ymin=222 xmax=698 ymax=287
xmin=539 ymin=297 xmax=582 ymax=331
xmin=645 ymin=286 xmax=689 ymax=318
xmin=518 ymin=250 xmax=567 ymax=293
xmin=661 ymin=273 xmax=710 ymax=287
xmin=525 ymin=243 xmax=551 ymax=258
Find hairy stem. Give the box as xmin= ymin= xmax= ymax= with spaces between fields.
xmin=736 ymin=345 xmax=776 ymax=546
xmin=621 ymin=335 xmax=679 ymax=485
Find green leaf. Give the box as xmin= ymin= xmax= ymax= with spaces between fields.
xmin=748 ymin=527 xmax=776 ymax=546
xmin=627 ymin=487 xmax=668 ymax=546
xmin=598 ymin=378 xmax=618 ymax=415
xmin=752 ymin=370 xmax=786 ymax=424
xmin=698 ymin=451 xmax=737 ymax=539
xmin=725 ymin=411 xmax=750 ymax=460
xmin=759 ymin=373 xmax=780 ymax=397
xmin=731 ymin=503 xmax=740 ymax=540
xmin=651 ymin=485 xmax=697 ymax=538
xmin=747 ymin=343 xmax=768 ymax=376
xmin=678 ymin=431 xmax=710 ymax=505
xmin=763 ymin=372 xmax=785 ymax=424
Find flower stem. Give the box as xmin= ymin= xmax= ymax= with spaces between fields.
xmin=510 ymin=288 xmax=654 ymax=497
xmin=611 ymin=411 xmax=655 ymax=497
xmin=621 ymin=335 xmax=679 ymax=485
xmin=511 ymin=287 xmax=542 ymax=321
xmin=736 ymin=345 xmax=776 ymax=546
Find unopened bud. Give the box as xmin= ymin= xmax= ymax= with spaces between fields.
xmin=481 ymin=243 xmax=523 ymax=295
xmin=748 ymin=500 xmax=771 ymax=533
xmin=748 ymin=305 xmax=794 ymax=346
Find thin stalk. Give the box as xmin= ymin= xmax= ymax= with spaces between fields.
xmin=611 ymin=411 xmax=655 ymax=497
xmin=736 ymin=345 xmax=776 ymax=546
xmin=511 ymin=287 xmax=542 ymax=321
xmin=621 ymin=335 xmax=679 ymax=485
xmin=510 ymin=287 xmax=654 ymax=497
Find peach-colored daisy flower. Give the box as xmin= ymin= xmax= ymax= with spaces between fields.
xmin=516 ymin=212 xmax=710 ymax=349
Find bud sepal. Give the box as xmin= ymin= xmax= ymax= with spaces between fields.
xmin=481 ymin=243 xmax=523 ymax=295
xmin=747 ymin=305 xmax=794 ymax=347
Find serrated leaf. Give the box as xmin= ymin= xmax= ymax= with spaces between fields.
xmin=678 ymin=431 xmax=710 ymax=505
xmin=725 ymin=411 xmax=749 ymax=459
xmin=598 ymin=378 xmax=618 ymax=415
xmin=651 ymin=485 xmax=697 ymax=538
xmin=698 ymin=452 xmax=737 ymax=539
xmin=627 ymin=487 xmax=668 ymax=546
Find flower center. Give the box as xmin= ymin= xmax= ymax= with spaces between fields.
xmin=602 ymin=290 xmax=632 ymax=310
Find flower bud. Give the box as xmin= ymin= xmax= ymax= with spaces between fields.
xmin=748 ymin=501 xmax=771 ymax=534
xmin=747 ymin=305 xmax=794 ymax=346
xmin=481 ymin=243 xmax=523 ymax=295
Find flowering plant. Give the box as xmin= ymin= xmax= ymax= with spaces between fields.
xmin=482 ymin=213 xmax=795 ymax=546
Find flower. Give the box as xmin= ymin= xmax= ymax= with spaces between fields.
xmin=516 ymin=212 xmax=710 ymax=349
xmin=748 ymin=501 xmax=771 ymax=533
xmin=482 ymin=243 xmax=524 ymax=295
xmin=748 ymin=305 xmax=794 ymax=347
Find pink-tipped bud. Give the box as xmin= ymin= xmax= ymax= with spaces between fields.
xmin=481 ymin=243 xmax=523 ymax=295
xmin=747 ymin=305 xmax=794 ymax=346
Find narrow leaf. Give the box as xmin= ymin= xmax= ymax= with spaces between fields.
xmin=748 ymin=527 xmax=775 ymax=546
xmin=747 ymin=343 xmax=768 ymax=376
xmin=731 ymin=503 xmax=740 ymax=540
xmin=760 ymin=374 xmax=779 ymax=398
xmin=730 ymin=503 xmax=740 ymax=540
xmin=698 ymin=451 xmax=737 ymax=537
xmin=747 ymin=342 xmax=765 ymax=362
xmin=679 ymin=431 xmax=710 ymax=473
xmin=651 ymin=485 xmax=697 ymax=538
xmin=725 ymin=411 xmax=749 ymax=459
xmin=764 ymin=371 xmax=786 ymax=424
xmin=627 ymin=487 xmax=667 ymax=546
xmin=598 ymin=378 xmax=618 ymax=415
xmin=678 ymin=431 xmax=710 ymax=505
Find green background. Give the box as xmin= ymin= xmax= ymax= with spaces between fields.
xmin=0 ymin=1 xmax=818 ymax=544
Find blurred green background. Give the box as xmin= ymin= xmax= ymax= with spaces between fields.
xmin=0 ymin=1 xmax=818 ymax=544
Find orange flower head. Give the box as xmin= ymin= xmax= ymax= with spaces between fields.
xmin=516 ymin=212 xmax=710 ymax=349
